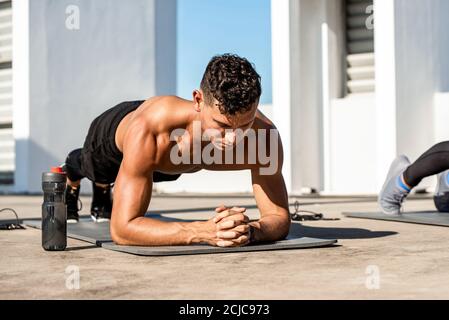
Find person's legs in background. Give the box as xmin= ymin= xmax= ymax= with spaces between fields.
xmin=403 ymin=141 xmax=449 ymax=212
xmin=403 ymin=141 xmax=449 ymax=187
xmin=379 ymin=141 xmax=449 ymax=214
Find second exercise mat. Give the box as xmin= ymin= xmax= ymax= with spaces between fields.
xmin=343 ymin=211 xmax=449 ymax=227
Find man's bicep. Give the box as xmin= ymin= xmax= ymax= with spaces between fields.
xmin=113 ymin=161 xmax=153 ymax=221
xmin=252 ymin=169 xmax=289 ymax=217
xmin=112 ymin=123 xmax=157 ymax=223
xmin=252 ymin=126 xmax=288 ymax=212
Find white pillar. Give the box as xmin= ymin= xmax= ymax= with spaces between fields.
xmin=12 ymin=0 xmax=31 ymax=193
xmin=374 ymin=0 xmax=398 ymax=190
xmin=271 ymin=0 xmax=292 ymax=193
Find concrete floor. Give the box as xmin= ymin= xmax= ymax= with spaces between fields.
xmin=1 ymin=194 xmax=449 ymax=300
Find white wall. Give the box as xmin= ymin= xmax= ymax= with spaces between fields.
xmin=438 ymin=0 xmax=449 ymax=93
xmin=12 ymin=0 xmax=30 ymax=193
xmin=330 ymin=0 xmax=449 ymax=193
xmin=374 ymin=0 xmax=398 ymax=191
xmin=394 ymin=0 xmax=440 ymax=162
xmin=272 ymin=0 xmax=449 ymax=194
xmin=10 ymin=0 xmax=449 ymax=195
xmin=321 ymin=0 xmax=349 ymax=193
xmin=271 ymin=0 xmax=343 ymax=194
xmin=11 ymin=0 xmax=176 ymax=193
xmin=434 ymin=93 xmax=449 ymax=143
xmin=271 ymin=0 xmax=293 ymax=193
xmin=375 ymin=0 xmax=449 ymax=191
xmin=329 ymin=94 xmax=377 ymax=194
xmin=433 ymin=0 xmax=449 ymax=144
xmin=291 ymin=0 xmax=326 ymax=194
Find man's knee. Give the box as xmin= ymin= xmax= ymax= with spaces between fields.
xmin=64 ymin=148 xmax=84 ymax=182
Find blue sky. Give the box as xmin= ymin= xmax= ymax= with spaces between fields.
xmin=176 ymin=0 xmax=272 ymax=104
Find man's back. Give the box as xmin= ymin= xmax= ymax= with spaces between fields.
xmin=115 ymin=95 xmax=277 ymax=176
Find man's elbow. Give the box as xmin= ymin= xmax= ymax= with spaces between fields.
xmin=110 ymin=221 xmax=133 ymax=246
xmin=278 ymin=217 xmax=291 ymax=240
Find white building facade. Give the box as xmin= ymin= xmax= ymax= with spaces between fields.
xmin=1 ymin=0 xmax=449 ymax=195
xmin=4 ymin=0 xmax=176 ymax=194
xmin=271 ymin=0 xmax=449 ymax=195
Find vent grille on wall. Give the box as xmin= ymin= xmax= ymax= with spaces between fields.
xmin=0 ymin=0 xmax=13 ymax=185
xmin=345 ymin=0 xmax=375 ymax=94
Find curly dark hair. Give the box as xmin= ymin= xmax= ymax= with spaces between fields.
xmin=200 ymin=54 xmax=262 ymax=116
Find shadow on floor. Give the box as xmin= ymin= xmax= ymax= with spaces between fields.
xmin=14 ymin=214 xmax=397 ymax=242
xmin=288 ymin=222 xmax=397 ymax=240
xmin=145 ymin=199 xmax=382 ymax=216
xmin=146 ymin=214 xmax=397 ymax=240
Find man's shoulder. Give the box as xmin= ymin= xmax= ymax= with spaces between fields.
xmin=253 ymin=109 xmax=276 ymax=131
xmin=140 ymin=96 xmax=188 ymax=133
xmin=123 ymin=96 xmax=186 ymax=159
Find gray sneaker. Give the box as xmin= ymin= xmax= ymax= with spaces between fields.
xmin=434 ymin=170 xmax=449 ymax=212
xmin=378 ymin=155 xmax=412 ymax=215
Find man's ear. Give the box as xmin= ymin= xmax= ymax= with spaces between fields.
xmin=193 ymin=90 xmax=204 ymax=112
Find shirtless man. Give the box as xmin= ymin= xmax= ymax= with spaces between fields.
xmin=63 ymin=54 xmax=291 ymax=247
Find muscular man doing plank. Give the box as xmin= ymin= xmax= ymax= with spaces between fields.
xmin=63 ymin=54 xmax=291 ymax=247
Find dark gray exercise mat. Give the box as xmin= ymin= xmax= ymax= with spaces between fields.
xmin=343 ymin=211 xmax=449 ymax=227
xmin=23 ymin=217 xmax=337 ymax=256
xmin=23 ymin=217 xmax=112 ymax=245
xmin=101 ymin=237 xmax=337 ymax=256
xmin=23 ymin=215 xmax=184 ymax=245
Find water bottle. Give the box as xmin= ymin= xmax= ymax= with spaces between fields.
xmin=42 ymin=167 xmax=67 ymax=251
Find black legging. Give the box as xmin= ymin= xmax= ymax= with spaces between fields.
xmin=403 ymin=141 xmax=449 ymax=187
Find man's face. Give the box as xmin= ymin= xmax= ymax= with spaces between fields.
xmin=200 ymin=99 xmax=258 ymax=150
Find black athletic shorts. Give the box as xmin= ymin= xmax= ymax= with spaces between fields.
xmin=65 ymin=100 xmax=182 ymax=184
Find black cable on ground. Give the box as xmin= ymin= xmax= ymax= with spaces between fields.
xmin=0 ymin=208 xmax=25 ymax=230
xmin=290 ymin=200 xmax=340 ymax=222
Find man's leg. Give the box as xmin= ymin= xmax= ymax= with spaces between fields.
xmin=90 ymin=182 xmax=113 ymax=223
xmin=64 ymin=148 xmax=116 ymax=222
xmin=63 ymin=149 xmax=85 ymax=223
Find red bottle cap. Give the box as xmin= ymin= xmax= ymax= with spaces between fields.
xmin=51 ymin=167 xmax=64 ymax=174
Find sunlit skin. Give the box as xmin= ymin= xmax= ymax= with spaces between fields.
xmin=69 ymin=90 xmax=291 ymax=247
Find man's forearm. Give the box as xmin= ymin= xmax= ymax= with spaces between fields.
xmin=111 ymin=217 xmax=208 ymax=246
xmin=249 ymin=214 xmax=291 ymax=243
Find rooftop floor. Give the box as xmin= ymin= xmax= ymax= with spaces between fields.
xmin=1 ymin=194 xmax=448 ymax=299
